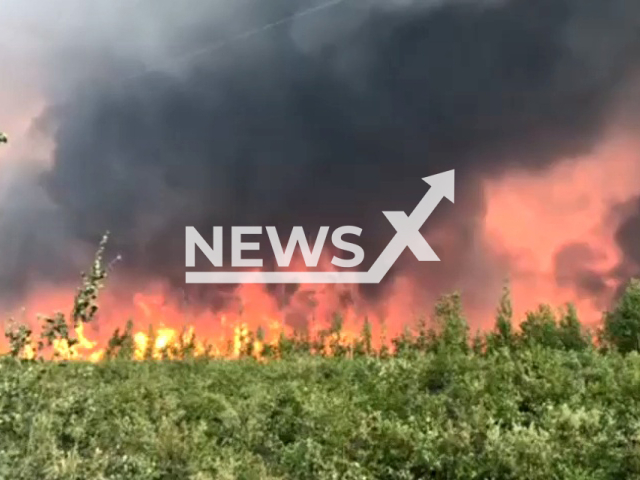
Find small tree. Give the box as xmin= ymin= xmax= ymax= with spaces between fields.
xmin=557 ymin=303 xmax=591 ymax=351
xmin=432 ymin=292 xmax=469 ymax=353
xmin=4 ymin=232 xmax=112 ymax=360
xmin=357 ymin=316 xmax=373 ymax=356
xmin=601 ymin=279 xmax=640 ymax=353
xmin=487 ymin=282 xmax=514 ymax=351
xmin=518 ymin=304 xmax=561 ymax=349
xmin=105 ymin=319 xmax=135 ymax=360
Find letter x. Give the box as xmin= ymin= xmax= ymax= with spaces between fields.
xmin=382 ymin=211 xmax=439 ymax=261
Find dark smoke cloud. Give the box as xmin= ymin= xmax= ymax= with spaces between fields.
xmin=2 ymin=0 xmax=640 ymax=309
xmin=613 ymin=196 xmax=640 ymax=295
xmin=554 ymin=243 xmax=609 ymax=302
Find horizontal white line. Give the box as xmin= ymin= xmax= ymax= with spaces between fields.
xmin=186 ymin=271 xmax=375 ymax=284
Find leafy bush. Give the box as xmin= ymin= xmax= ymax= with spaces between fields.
xmin=601 ymin=279 xmax=640 ymax=353
xmin=2 ymin=343 xmax=640 ymax=479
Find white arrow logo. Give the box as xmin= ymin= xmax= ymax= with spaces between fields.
xmin=186 ymin=170 xmax=454 ymax=284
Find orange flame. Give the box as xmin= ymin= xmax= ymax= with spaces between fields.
xmin=2 ymin=133 xmax=640 ymax=360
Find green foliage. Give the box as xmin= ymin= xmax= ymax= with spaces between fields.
xmin=519 ymin=304 xmax=562 ymax=349
xmin=353 ymin=316 xmax=373 ymax=357
xmin=487 ymin=283 xmax=514 ymax=352
xmin=601 ymin=278 xmax=640 ymax=353
xmin=431 ymin=292 xmax=469 ymax=353
xmin=1 ymin=344 xmax=640 ymax=478
xmin=4 ymin=321 xmax=32 ymax=358
xmin=517 ymin=303 xmax=591 ymax=353
xmin=3 ymin=232 xmax=113 ymax=361
xmin=71 ymin=233 xmax=111 ymax=328
xmin=39 ymin=312 xmax=77 ymax=359
xmin=105 ymin=319 xmax=136 ymax=360
xmin=557 ymin=303 xmax=591 ymax=351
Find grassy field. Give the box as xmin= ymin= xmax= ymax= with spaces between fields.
xmin=2 ymin=342 xmax=640 ymax=480
xmin=3 ymin=239 xmax=640 ymax=479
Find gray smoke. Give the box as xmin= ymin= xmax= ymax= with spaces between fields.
xmin=1 ymin=0 xmax=639 ymax=311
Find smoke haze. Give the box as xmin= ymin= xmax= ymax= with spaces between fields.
xmin=1 ymin=0 xmax=640 ymax=323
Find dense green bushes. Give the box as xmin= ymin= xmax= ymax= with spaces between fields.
xmin=2 ymin=340 xmax=640 ymax=479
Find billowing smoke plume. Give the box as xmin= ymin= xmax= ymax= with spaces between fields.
xmin=1 ymin=0 xmax=640 ymax=314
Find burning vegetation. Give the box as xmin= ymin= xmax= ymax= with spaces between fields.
xmin=3 ymin=232 xmax=640 ymax=363
xmin=2 ymin=235 xmax=640 ymax=478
